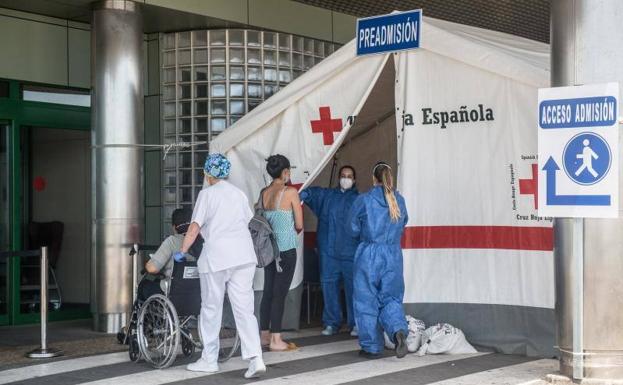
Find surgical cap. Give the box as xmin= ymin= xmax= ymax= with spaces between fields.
xmin=204 ymin=153 xmax=231 ymax=179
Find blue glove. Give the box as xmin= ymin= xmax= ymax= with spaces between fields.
xmin=299 ymin=189 xmax=310 ymax=202
xmin=173 ymin=251 xmax=185 ymax=262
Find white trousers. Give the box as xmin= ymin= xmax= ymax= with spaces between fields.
xmin=199 ymin=263 xmax=262 ymax=362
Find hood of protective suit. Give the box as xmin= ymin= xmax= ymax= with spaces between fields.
xmin=369 ymin=186 xmax=389 ymax=207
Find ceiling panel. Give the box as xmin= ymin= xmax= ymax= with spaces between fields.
xmin=295 ymin=0 xmax=550 ymax=43
xmin=0 ymin=0 xmax=550 ymax=43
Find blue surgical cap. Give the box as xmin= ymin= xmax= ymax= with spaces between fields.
xmin=204 ymin=153 xmax=231 ymax=179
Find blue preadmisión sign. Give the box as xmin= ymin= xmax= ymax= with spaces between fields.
xmin=356 ymin=9 xmax=422 ymax=56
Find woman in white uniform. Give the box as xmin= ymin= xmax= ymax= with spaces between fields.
xmin=176 ymin=153 xmax=265 ymax=379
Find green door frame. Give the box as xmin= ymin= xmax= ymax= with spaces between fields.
xmin=0 ymin=120 xmax=9 ymax=326
xmin=0 ymin=79 xmax=91 ymax=325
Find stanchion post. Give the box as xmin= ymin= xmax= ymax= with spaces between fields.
xmin=27 ymin=246 xmax=63 ymax=359
xmin=132 ymin=244 xmax=138 ymax=304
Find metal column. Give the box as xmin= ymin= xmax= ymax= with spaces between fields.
xmin=551 ymin=0 xmax=623 ymax=380
xmin=91 ymin=0 xmax=144 ymax=333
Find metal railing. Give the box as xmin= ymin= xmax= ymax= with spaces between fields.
xmin=0 ymin=247 xmax=63 ymax=358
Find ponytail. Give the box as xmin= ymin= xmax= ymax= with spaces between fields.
xmin=373 ymin=162 xmax=401 ymax=222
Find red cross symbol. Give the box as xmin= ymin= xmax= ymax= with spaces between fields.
xmin=310 ymin=106 xmax=342 ymax=145
xmin=519 ymin=163 xmax=538 ymax=209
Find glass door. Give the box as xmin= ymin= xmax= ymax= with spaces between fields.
xmin=0 ymin=80 xmax=91 ymax=325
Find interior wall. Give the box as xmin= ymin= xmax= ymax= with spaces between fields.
xmin=335 ymin=116 xmax=398 ymax=193
xmin=0 ymin=8 xmax=90 ymax=88
xmin=31 ymin=127 xmax=91 ymax=303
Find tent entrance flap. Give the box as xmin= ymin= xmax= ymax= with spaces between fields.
xmin=301 ymin=56 xmax=398 ymax=326
xmin=304 ymin=56 xmax=398 ymax=194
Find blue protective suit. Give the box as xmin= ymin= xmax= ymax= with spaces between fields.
xmin=348 ymin=186 xmax=409 ymax=354
xmin=300 ymin=186 xmax=359 ymax=329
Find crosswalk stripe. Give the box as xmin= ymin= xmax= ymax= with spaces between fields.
xmin=0 ymin=328 xmax=326 ymax=384
xmin=249 ymin=353 xmax=490 ymax=385
xmin=0 ymin=352 xmax=129 ymax=385
xmin=424 ymin=359 xmax=556 ymax=385
xmin=79 ymin=339 xmax=361 ymax=385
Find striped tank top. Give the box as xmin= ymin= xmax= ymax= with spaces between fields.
xmin=264 ymin=188 xmax=298 ymax=251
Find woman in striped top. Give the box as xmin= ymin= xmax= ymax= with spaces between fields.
xmin=259 ymin=154 xmax=304 ymax=352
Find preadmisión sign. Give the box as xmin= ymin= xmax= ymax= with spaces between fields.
xmin=356 ymin=9 xmax=422 ymax=56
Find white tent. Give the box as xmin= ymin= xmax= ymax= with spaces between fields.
xmin=211 ymin=17 xmax=554 ymax=357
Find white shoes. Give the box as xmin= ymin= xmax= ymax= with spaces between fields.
xmin=186 ymin=358 xmax=219 ymax=373
xmin=321 ymin=326 xmax=338 ymax=336
xmin=187 ymin=356 xmax=266 ymax=379
xmin=350 ymin=326 xmax=359 ymax=337
xmin=244 ymin=357 xmax=267 ymax=379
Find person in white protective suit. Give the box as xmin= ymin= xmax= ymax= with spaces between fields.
xmin=176 ymin=153 xmax=266 ymax=379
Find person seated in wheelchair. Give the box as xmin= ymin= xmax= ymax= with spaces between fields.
xmin=139 ymin=208 xmax=203 ymax=301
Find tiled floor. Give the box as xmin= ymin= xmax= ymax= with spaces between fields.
xmin=0 ymin=325 xmax=557 ymax=385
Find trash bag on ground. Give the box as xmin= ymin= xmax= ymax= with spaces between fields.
xmin=384 ymin=315 xmax=426 ymax=352
xmin=416 ymin=323 xmax=477 ymax=356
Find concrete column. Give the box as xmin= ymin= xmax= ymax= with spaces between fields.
xmin=91 ymin=0 xmax=144 ymax=333
xmin=551 ymin=0 xmax=623 ymax=380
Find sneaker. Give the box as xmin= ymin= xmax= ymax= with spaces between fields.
xmin=321 ymin=326 xmax=338 ymax=336
xmin=358 ymin=349 xmax=383 ymax=359
xmin=244 ymin=357 xmax=267 ymax=379
xmin=394 ymin=330 xmax=408 ymax=359
xmin=186 ymin=359 xmax=219 ymax=373
xmin=350 ymin=326 xmax=359 ymax=337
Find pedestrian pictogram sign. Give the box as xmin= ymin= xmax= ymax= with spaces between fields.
xmin=538 ymin=83 xmax=619 ymax=218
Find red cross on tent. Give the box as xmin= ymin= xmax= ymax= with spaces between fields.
xmin=519 ymin=163 xmax=538 ymax=209
xmin=310 ymin=106 xmax=342 ymax=145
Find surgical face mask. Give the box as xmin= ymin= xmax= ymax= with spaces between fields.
xmin=340 ymin=177 xmax=354 ymax=190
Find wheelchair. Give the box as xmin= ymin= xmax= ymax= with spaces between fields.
xmin=119 ymin=244 xmax=241 ymax=369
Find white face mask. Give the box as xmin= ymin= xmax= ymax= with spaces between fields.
xmin=340 ymin=177 xmax=354 ymax=190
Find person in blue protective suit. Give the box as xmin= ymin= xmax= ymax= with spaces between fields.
xmin=348 ymin=162 xmax=409 ymax=359
xmin=300 ymin=165 xmax=359 ymax=337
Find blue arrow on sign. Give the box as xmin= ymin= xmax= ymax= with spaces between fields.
xmin=543 ymin=157 xmax=611 ymax=206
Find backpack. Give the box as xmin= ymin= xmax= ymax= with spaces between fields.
xmin=249 ymin=188 xmax=283 ymax=272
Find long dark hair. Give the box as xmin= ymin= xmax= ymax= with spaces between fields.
xmin=172 ymin=208 xmax=203 ymax=258
xmin=373 ymin=162 xmax=400 ymax=222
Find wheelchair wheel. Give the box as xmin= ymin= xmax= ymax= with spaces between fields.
xmin=129 ymin=335 xmax=140 ymax=362
xmin=218 ymin=326 xmax=240 ymax=363
xmin=137 ymin=294 xmax=180 ymax=369
xmin=181 ymin=328 xmax=195 ymax=357
xmin=196 ymin=315 xmax=241 ymax=363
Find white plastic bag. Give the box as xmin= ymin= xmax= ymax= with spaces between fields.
xmin=416 ymin=323 xmax=477 ymax=356
xmin=384 ymin=315 xmax=426 ymax=352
